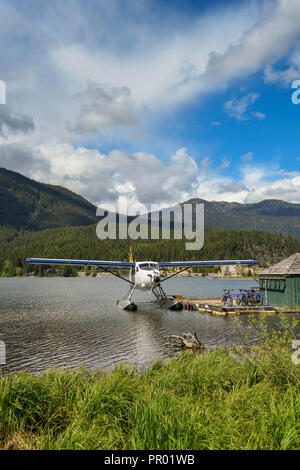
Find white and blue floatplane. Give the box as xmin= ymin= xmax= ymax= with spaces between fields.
xmin=26 ymin=254 xmax=256 ymax=310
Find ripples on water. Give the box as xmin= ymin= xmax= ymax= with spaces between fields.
xmin=0 ymin=276 xmax=260 ymax=373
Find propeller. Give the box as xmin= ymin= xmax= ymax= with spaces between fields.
xmin=147 ymin=272 xmax=160 ymax=294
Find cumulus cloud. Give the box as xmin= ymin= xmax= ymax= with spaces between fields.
xmin=264 ymin=63 xmax=300 ymax=86
xmin=49 ymin=1 xmax=259 ymax=111
xmin=1 ymin=0 xmax=300 ymax=208
xmin=264 ymin=46 xmax=300 ymax=86
xmin=2 ymin=138 xmax=300 ymax=207
xmin=217 ymin=181 xmax=248 ymax=194
xmin=191 ymin=165 xmax=300 ymax=204
xmin=0 ymin=0 xmax=298 ymax=147
xmin=1 ymin=0 xmax=300 ymax=141
xmin=71 ymin=82 xmax=140 ymax=134
xmin=243 ymin=174 xmax=300 ymax=203
xmin=30 ymin=144 xmax=199 ymax=207
xmin=0 ymin=143 xmax=49 ymax=178
xmin=0 ymin=106 xmax=34 ymax=138
xmin=200 ymin=0 xmax=300 ymax=89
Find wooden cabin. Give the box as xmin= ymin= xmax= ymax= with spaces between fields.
xmin=259 ymin=253 xmax=300 ymax=308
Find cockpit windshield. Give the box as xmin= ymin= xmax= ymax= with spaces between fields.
xmin=139 ymin=263 xmax=158 ymax=271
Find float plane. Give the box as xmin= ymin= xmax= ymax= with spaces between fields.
xmin=26 ymin=254 xmax=256 ymax=311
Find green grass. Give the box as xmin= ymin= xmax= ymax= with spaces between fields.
xmin=0 ymin=343 xmax=299 ymax=450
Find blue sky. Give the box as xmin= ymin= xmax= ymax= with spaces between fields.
xmin=1 ymin=0 xmax=300 ymax=208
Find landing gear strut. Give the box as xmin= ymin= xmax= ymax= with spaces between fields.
xmin=116 ymin=282 xmax=182 ymax=311
xmin=153 ymin=284 xmax=182 ymax=310
xmin=152 ymin=284 xmax=168 ymax=301
xmin=116 ymin=284 xmax=137 ymax=310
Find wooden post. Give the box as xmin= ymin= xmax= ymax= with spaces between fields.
xmin=265 ymin=279 xmax=268 ymax=305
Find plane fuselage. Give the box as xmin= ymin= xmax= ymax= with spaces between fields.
xmin=129 ymin=261 xmax=161 ymax=290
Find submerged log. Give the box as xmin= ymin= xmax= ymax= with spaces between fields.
xmin=164 ymin=332 xmax=205 ymax=351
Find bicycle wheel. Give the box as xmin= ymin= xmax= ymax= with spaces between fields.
xmin=257 ymin=294 xmax=263 ymax=306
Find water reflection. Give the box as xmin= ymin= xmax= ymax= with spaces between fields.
xmin=0 ymin=276 xmax=269 ymax=373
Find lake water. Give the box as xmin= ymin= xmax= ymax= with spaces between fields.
xmin=0 ymin=276 xmax=262 ymax=372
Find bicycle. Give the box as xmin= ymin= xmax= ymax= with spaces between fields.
xmin=222 ymin=289 xmax=235 ymax=306
xmin=237 ymin=289 xmax=247 ymax=306
xmin=238 ymin=288 xmax=263 ymax=306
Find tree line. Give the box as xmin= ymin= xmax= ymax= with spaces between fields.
xmin=1 ymin=223 xmax=300 ymax=276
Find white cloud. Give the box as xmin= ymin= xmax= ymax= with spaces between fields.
xmin=1 ymin=0 xmax=300 ymax=208
xmin=264 ymin=64 xmax=300 ymax=86
xmin=264 ymin=45 xmax=300 ymax=86
xmin=243 ymin=174 xmax=300 ymax=203
xmin=49 ymin=2 xmax=259 ymax=113
xmin=1 ymin=0 xmax=299 ymax=146
xmin=71 ymin=82 xmax=140 ymax=134
xmin=251 ymin=111 xmax=266 ymax=120
xmin=219 ymin=157 xmax=230 ymax=170
xmin=241 ymin=151 xmax=254 ymax=161
xmin=2 ymin=138 xmax=300 ymax=206
xmin=28 ymin=144 xmax=199 ymax=207
xmin=224 ymin=93 xmax=259 ymax=120
xmin=201 ymin=0 xmax=300 ymax=88
xmin=0 ymin=142 xmax=49 ymax=179
xmin=0 ymin=106 xmax=34 ymax=138
xmin=1 ymin=0 xmax=300 ymax=143
xmin=200 ymin=156 xmax=212 ymax=170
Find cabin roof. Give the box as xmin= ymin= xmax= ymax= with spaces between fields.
xmin=260 ymin=253 xmax=300 ymax=276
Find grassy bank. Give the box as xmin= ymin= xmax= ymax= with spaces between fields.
xmin=0 ymin=315 xmax=299 ymax=451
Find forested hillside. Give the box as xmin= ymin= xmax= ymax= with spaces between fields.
xmin=1 ymin=167 xmax=300 ymax=276
xmin=0 ymin=167 xmax=98 ymax=230
xmin=1 ymin=224 xmax=300 ymax=276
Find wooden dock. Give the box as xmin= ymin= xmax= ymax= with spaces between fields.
xmin=171 ymin=296 xmax=278 ymax=316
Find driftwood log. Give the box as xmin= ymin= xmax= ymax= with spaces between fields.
xmin=164 ymin=332 xmax=205 ymax=351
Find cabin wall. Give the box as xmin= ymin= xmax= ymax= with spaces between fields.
xmin=259 ymin=276 xmax=300 ymax=308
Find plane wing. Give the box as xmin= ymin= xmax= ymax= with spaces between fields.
xmin=26 ymin=258 xmax=256 ymax=267
xmin=26 ymin=258 xmax=135 ymax=267
xmin=158 ymin=259 xmax=256 ymax=267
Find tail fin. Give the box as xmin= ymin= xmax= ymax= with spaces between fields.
xmin=129 ymin=246 xmax=134 ymax=263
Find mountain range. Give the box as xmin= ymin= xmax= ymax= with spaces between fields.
xmin=1 ymin=167 xmax=300 ymax=239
